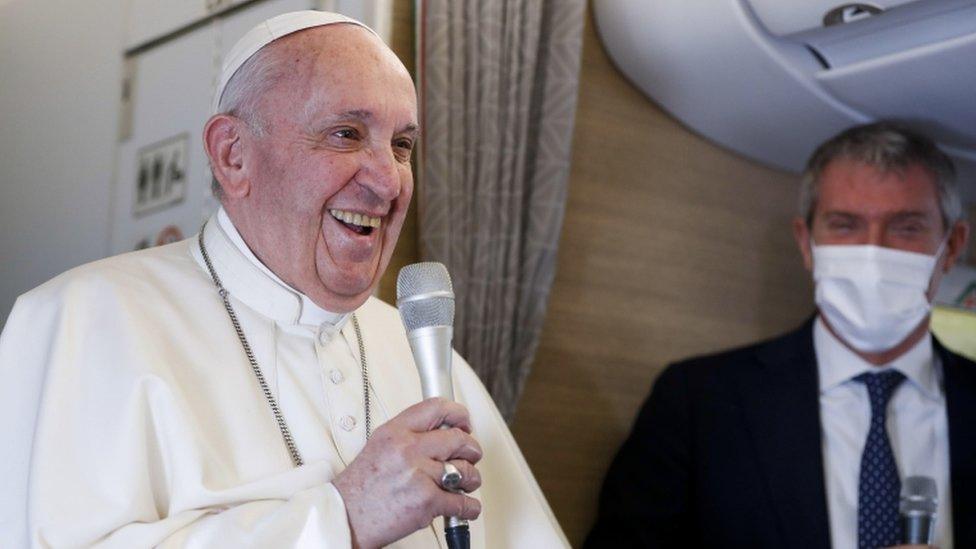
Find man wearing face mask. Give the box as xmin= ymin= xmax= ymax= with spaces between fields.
xmin=585 ymin=122 xmax=975 ymax=549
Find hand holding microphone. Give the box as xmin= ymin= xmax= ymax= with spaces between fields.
xmin=331 ymin=262 xmax=483 ymax=549
xmin=332 ymin=398 xmax=482 ymax=549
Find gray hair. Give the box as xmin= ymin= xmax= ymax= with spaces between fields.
xmin=210 ymin=44 xmax=287 ymax=199
xmin=799 ymin=122 xmax=962 ymax=229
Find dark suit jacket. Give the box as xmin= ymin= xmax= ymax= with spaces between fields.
xmin=585 ymin=319 xmax=976 ymax=548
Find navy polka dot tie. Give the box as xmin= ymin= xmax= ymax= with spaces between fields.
xmin=855 ymin=370 xmax=906 ymax=549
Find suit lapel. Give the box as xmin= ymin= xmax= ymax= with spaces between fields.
xmin=736 ymin=321 xmax=831 ymax=549
xmin=938 ymin=340 xmax=976 ymax=547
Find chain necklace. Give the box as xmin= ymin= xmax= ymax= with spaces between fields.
xmin=198 ymin=225 xmax=372 ymax=468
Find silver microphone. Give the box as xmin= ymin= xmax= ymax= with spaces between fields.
xmin=397 ymin=262 xmax=456 ymax=400
xmin=396 ymin=262 xmax=469 ymax=549
xmin=900 ymin=475 xmax=937 ymax=545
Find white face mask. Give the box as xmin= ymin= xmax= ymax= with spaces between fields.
xmin=812 ymin=239 xmax=946 ymax=353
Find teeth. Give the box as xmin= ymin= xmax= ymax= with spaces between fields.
xmin=330 ymin=209 xmax=382 ymax=229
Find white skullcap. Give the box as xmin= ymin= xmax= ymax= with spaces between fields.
xmin=212 ymin=10 xmax=377 ymax=114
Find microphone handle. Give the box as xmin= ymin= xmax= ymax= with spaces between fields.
xmin=902 ymin=513 xmax=935 ymax=545
xmin=409 ymin=326 xmax=455 ymax=401
xmin=407 ymin=326 xmax=468 ymax=549
xmin=444 ymin=520 xmax=470 ymax=549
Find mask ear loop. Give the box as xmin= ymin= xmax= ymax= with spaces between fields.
xmin=933 ymin=231 xmax=951 ymax=262
xmin=926 ymin=231 xmax=953 ymax=299
xmin=808 ymin=236 xmax=820 ymax=269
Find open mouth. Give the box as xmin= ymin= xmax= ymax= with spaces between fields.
xmin=329 ymin=209 xmax=381 ymax=236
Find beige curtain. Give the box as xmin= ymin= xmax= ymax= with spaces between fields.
xmin=417 ymin=0 xmax=585 ymax=420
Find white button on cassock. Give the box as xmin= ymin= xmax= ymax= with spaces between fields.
xmin=329 ymin=369 xmax=344 ymax=385
xmin=339 ymin=415 xmax=357 ymax=431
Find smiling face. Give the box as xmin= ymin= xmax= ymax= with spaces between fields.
xmin=220 ymin=25 xmax=418 ymax=312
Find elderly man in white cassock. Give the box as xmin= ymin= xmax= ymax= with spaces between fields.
xmin=0 ymin=11 xmax=568 ymax=549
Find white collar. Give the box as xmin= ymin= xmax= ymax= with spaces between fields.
xmin=814 ymin=316 xmax=942 ymax=401
xmin=200 ymin=208 xmax=350 ymax=330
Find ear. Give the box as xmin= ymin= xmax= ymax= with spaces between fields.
xmin=792 ymin=216 xmax=814 ymax=271
xmin=941 ymin=219 xmax=971 ymax=273
xmin=203 ymin=114 xmax=249 ymax=199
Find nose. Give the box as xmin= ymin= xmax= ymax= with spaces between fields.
xmin=357 ymin=144 xmax=401 ymax=202
xmin=867 ymin=223 xmax=886 ymax=247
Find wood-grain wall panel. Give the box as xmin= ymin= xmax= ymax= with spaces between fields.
xmin=509 ymin=8 xmax=815 ymax=545
xmin=384 ymin=3 xmax=819 ymax=545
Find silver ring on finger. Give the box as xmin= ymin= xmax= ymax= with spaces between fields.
xmin=441 ymin=462 xmax=462 ymax=491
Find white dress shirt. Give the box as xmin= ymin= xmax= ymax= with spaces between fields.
xmin=816 ymin=317 xmax=952 ymax=548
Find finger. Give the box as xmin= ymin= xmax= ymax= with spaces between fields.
xmin=432 ymin=491 xmax=482 ymax=521
xmin=434 ymin=459 xmax=481 ymax=494
xmin=416 ymin=426 xmax=482 ymax=463
xmin=447 ymin=459 xmax=481 ymax=493
xmin=398 ymin=398 xmax=472 ymax=433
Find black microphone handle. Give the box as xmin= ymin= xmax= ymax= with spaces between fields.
xmin=439 ymin=424 xmax=469 ymax=549
xmin=445 ymin=523 xmax=470 ymax=549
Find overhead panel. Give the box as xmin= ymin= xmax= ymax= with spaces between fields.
xmin=592 ymin=0 xmax=976 ymax=203
xmin=748 ymin=0 xmax=915 ymax=35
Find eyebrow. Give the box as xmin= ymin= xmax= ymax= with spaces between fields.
xmin=311 ymin=109 xmax=373 ymax=126
xmin=820 ymin=210 xmax=934 ymax=221
xmin=333 ymin=109 xmax=372 ymax=121
xmin=315 ymin=110 xmax=420 ymax=135
xmin=889 ymin=211 xmax=934 ymax=222
xmin=399 ymin=123 xmax=421 ymax=138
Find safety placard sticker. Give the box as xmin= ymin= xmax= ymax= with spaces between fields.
xmin=134 ymin=134 xmax=187 ymax=216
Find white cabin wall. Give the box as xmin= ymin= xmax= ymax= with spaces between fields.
xmin=0 ymin=0 xmax=127 ymax=327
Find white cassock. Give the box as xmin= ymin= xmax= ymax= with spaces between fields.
xmin=0 ymin=212 xmax=568 ymax=548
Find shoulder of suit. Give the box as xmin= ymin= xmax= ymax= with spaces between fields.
xmin=646 ymin=331 xmax=800 ymax=403
xmin=943 ymin=343 xmax=976 ymax=370
xmin=665 ymin=321 xmax=812 ymax=375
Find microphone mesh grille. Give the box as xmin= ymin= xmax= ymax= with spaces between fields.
xmin=397 ymin=262 xmax=455 ymax=331
xmin=900 ymin=476 xmax=938 ymax=515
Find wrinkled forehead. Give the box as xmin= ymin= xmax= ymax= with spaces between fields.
xmin=276 ymin=28 xmax=418 ymax=126
xmin=276 ymin=23 xmax=396 ymax=75
xmin=282 ymin=40 xmax=412 ymax=114
xmin=816 ymin=158 xmax=944 ymax=217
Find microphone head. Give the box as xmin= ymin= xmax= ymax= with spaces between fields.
xmin=900 ymin=476 xmax=938 ymax=516
xmin=396 ymin=262 xmax=455 ymax=331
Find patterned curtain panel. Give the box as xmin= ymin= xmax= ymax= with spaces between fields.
xmin=417 ymin=0 xmax=585 ymax=420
